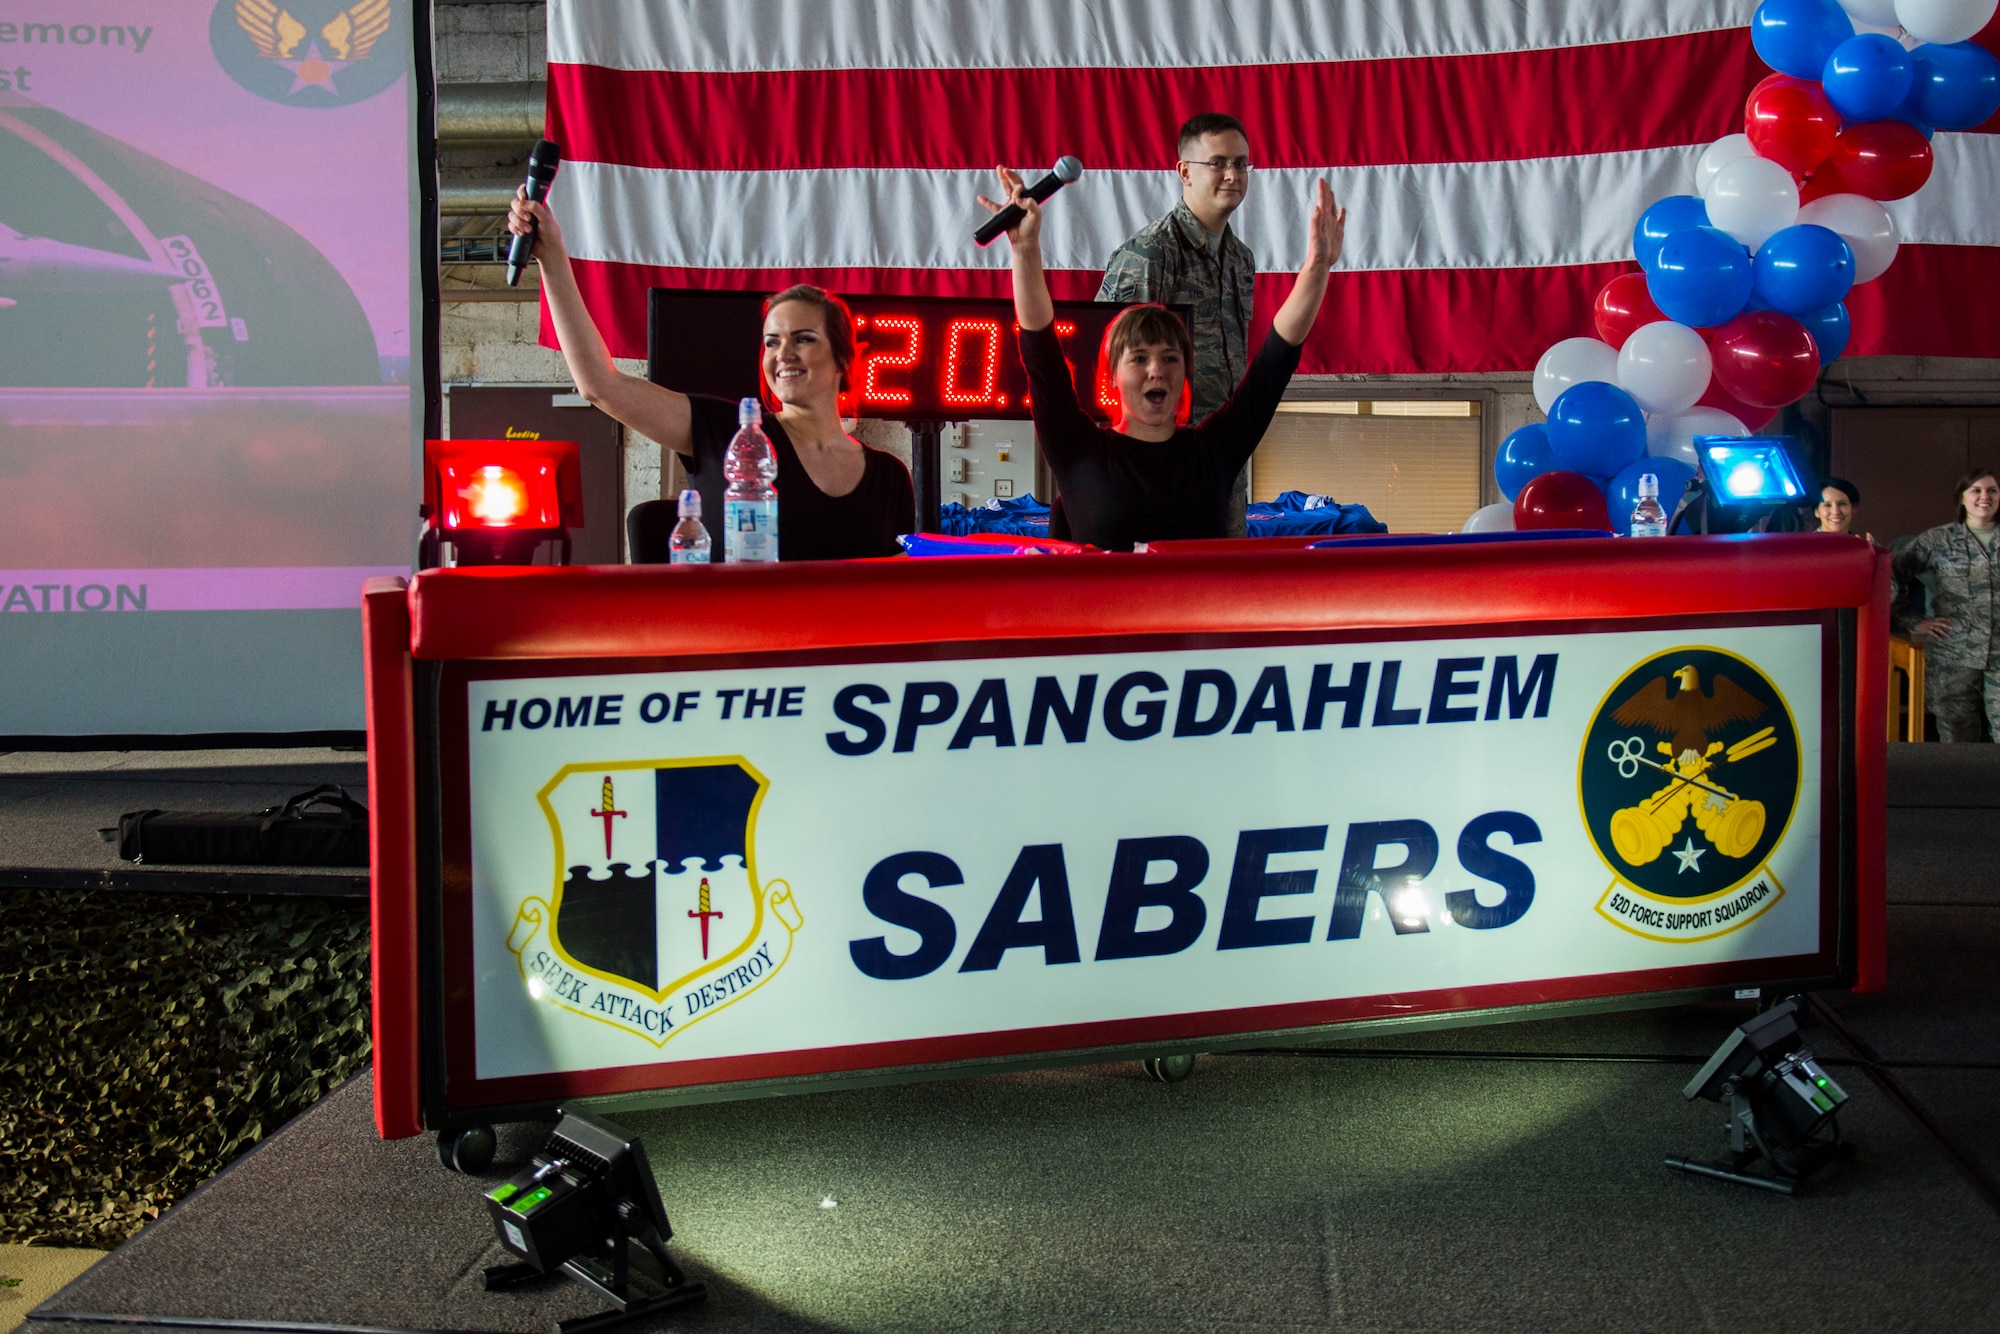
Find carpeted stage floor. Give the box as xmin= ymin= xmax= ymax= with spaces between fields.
xmin=23 ymin=744 xmax=2000 ymax=1333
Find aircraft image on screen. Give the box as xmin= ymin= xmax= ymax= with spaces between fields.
xmin=0 ymin=221 xmax=184 ymax=302
xmin=0 ymin=95 xmax=381 ymax=388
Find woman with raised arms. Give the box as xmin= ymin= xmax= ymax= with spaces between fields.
xmin=506 ymin=189 xmax=913 ymax=562
xmin=977 ymin=166 xmax=1346 ymax=551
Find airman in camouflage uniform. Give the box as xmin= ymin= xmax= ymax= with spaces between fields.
xmin=1097 ymin=113 xmax=1258 ymax=534
xmin=1893 ymin=469 xmax=2000 ymax=742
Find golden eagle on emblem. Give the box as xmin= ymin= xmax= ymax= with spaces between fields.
xmin=1613 ymin=664 xmax=1766 ymax=767
xmin=236 ymin=0 xmax=391 ymax=87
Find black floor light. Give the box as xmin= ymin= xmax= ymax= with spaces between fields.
xmin=1666 ymin=998 xmax=1851 ymax=1195
xmin=484 ymin=1109 xmax=707 ymax=1330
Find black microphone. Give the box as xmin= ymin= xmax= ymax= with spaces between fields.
xmin=974 ymin=156 xmax=1083 ymax=247
xmin=506 ymin=139 xmax=562 ymax=287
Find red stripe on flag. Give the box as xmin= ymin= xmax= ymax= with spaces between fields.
xmin=548 ymin=30 xmax=1773 ymax=172
xmin=555 ymin=246 xmax=2000 ymax=375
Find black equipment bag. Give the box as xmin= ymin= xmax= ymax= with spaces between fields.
xmin=116 ymin=785 xmax=369 ymax=867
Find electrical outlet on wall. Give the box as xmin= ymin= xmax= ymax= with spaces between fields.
xmin=995 ymin=478 xmax=1015 ymax=497
xmin=948 ymin=457 xmax=968 ymax=483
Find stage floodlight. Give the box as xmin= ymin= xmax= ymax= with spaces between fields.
xmin=1665 ymin=998 xmax=1851 ymax=1195
xmin=421 ymin=438 xmax=583 ymax=567
xmin=482 ymin=1108 xmax=707 ymax=1328
xmin=1667 ymin=435 xmax=1812 ymax=534
xmin=1698 ymin=437 xmax=1808 ymax=508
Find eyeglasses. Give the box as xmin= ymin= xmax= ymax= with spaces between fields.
xmin=1181 ymin=157 xmax=1253 ymax=176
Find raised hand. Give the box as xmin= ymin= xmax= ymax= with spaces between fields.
xmin=976 ymin=165 xmax=1043 ymax=247
xmin=506 ymin=184 xmax=566 ymax=262
xmin=1302 ymin=178 xmax=1346 ymax=274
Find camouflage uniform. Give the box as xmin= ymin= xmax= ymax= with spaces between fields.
xmin=1097 ymin=199 xmax=1257 ymax=534
xmin=1893 ymin=522 xmax=2000 ymax=742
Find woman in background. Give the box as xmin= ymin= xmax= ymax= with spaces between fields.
xmin=1815 ymin=477 xmax=1870 ymax=542
xmin=1895 ymin=468 xmax=2000 ymax=742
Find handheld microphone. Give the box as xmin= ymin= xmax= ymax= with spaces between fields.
xmin=505 ymin=140 xmax=562 ymax=287
xmin=974 ymin=156 xmax=1083 ymax=247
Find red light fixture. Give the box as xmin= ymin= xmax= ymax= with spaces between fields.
xmin=423 ymin=439 xmax=583 ymax=567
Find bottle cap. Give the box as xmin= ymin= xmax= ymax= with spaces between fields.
xmin=677 ymin=488 xmax=701 ymax=518
xmin=738 ymin=396 xmax=762 ymax=426
xmin=1638 ymin=473 xmax=1659 ymax=497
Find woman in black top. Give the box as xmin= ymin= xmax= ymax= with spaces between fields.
xmin=507 ymin=191 xmax=912 ymax=561
xmin=977 ymin=167 xmax=1345 ymax=551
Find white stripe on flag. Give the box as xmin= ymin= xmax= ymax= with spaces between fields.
xmin=554 ymin=137 xmax=1999 ymax=277
xmin=549 ymin=0 xmax=1757 ymax=73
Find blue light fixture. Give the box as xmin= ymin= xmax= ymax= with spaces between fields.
xmin=1696 ymin=437 xmax=1807 ymax=508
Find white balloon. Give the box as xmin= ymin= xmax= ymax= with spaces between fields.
xmin=1705 ymin=155 xmax=1800 ymax=252
xmin=1894 ymin=0 xmax=1997 ymax=44
xmin=1618 ymin=321 xmax=1714 ymax=416
xmin=1696 ymin=134 xmax=1757 ymax=200
xmin=1533 ymin=337 xmax=1620 ymax=414
xmin=1839 ymin=0 xmax=1902 ymax=23
xmin=1463 ymin=501 xmax=1517 ymax=534
xmin=1647 ymin=407 xmax=1749 ymax=470
xmin=1798 ymin=193 xmax=1901 ymax=283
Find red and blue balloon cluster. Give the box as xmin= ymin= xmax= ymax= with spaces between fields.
xmin=1473 ymin=0 xmax=1998 ymax=536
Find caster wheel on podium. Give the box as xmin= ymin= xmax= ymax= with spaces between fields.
xmin=1141 ymin=1053 xmax=1198 ymax=1083
xmin=437 ymin=1124 xmax=496 ymax=1174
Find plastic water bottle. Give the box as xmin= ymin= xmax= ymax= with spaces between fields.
xmin=668 ymin=488 xmax=710 ymax=564
xmin=722 ymin=397 xmax=779 ymax=563
xmin=1630 ymin=472 xmax=1668 ymax=537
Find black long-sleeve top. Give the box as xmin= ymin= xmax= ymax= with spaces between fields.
xmin=1019 ymin=324 xmax=1302 ymax=551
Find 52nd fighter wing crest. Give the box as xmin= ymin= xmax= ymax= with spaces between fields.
xmin=505 ymin=758 xmax=804 ymax=1048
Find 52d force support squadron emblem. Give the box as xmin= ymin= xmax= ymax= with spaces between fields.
xmin=505 ymin=758 xmax=803 ymax=1047
xmin=1579 ymin=647 xmax=1802 ymax=941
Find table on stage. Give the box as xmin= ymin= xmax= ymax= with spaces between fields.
xmin=362 ymin=532 xmax=1887 ymax=1142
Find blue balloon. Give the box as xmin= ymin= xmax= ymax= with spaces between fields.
xmin=1548 ymin=381 xmax=1648 ymax=478
xmin=1823 ymin=34 xmax=1915 ymax=123
xmin=1607 ymin=456 xmax=1699 ymax=528
xmin=1886 ymin=86 xmax=1939 ymax=137
xmin=1647 ymin=226 xmax=1754 ymax=328
xmin=1751 ymin=0 xmax=1854 ymax=80
xmin=1752 ymin=224 xmax=1856 ymax=315
xmin=1632 ymin=195 xmax=1711 ymax=270
xmin=1495 ymin=422 xmax=1557 ymax=502
xmin=1910 ymin=41 xmax=2000 ymax=131
xmin=1798 ymin=301 xmax=1851 ymax=364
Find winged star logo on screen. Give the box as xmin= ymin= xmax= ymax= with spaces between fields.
xmin=210 ymin=0 xmax=405 ymax=105
xmin=1578 ymin=647 xmax=1802 ymax=943
xmin=505 ymin=758 xmax=803 ymax=1047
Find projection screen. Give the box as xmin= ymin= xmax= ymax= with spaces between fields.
xmin=0 ymin=0 xmax=431 ymax=736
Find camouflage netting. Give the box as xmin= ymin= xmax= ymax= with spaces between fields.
xmin=0 ymin=890 xmax=371 ymax=1248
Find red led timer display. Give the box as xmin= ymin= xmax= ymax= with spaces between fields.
xmin=849 ymin=310 xmax=1129 ymax=419
xmin=646 ymin=290 xmax=1186 ymax=423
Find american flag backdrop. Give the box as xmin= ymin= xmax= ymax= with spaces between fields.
xmin=541 ymin=0 xmax=2000 ymax=375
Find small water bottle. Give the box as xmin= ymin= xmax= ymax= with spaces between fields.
xmin=722 ymin=397 xmax=779 ymax=563
xmin=668 ymin=488 xmax=710 ymax=565
xmin=1630 ymin=472 xmax=1668 ymax=537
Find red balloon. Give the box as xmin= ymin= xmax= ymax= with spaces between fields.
xmin=1745 ymin=75 xmax=1839 ymax=174
xmin=1797 ymin=157 xmax=1851 ymax=205
xmin=1593 ymin=271 xmax=1665 ymax=349
xmin=1828 ymin=120 xmax=1934 ymax=201
xmin=1514 ymin=470 xmax=1613 ymax=532
xmin=1708 ymin=310 xmax=1820 ymax=409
